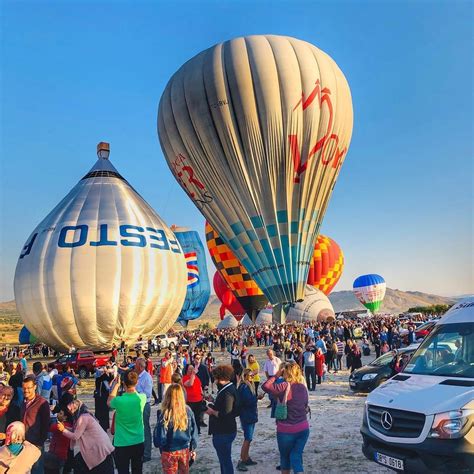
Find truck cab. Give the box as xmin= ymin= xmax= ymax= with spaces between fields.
xmin=361 ymin=298 xmax=474 ymax=473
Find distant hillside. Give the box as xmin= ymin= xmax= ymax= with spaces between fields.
xmin=2 ymin=289 xmax=456 ymax=328
xmin=328 ymin=288 xmax=456 ymax=313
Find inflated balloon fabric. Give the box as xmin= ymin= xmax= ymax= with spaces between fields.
xmin=213 ymin=271 xmax=245 ymax=320
xmin=287 ymin=285 xmax=335 ymax=323
xmin=205 ymin=222 xmax=267 ymax=314
xmin=14 ymin=145 xmax=187 ymax=351
xmin=158 ymin=34 xmax=353 ymax=306
xmin=173 ymin=228 xmax=210 ymax=326
xmin=19 ymin=326 xmax=37 ymax=345
xmin=353 ymin=274 xmax=386 ymax=313
xmin=307 ymin=235 xmax=344 ymax=295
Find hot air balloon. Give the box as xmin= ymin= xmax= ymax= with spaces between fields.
xmin=353 ymin=274 xmax=386 ymax=314
xmin=158 ymin=34 xmax=353 ymax=317
xmin=19 ymin=326 xmax=37 ymax=345
xmin=287 ymin=285 xmax=335 ymax=323
xmin=240 ymin=314 xmax=253 ymax=327
xmin=14 ymin=142 xmax=187 ymax=352
xmin=206 ymin=222 xmax=267 ymax=320
xmin=172 ymin=227 xmax=210 ymax=327
xmin=256 ymin=308 xmax=273 ymax=325
xmin=217 ymin=315 xmax=239 ymax=329
xmin=307 ymin=235 xmax=344 ymax=295
xmin=213 ymin=271 xmax=245 ymax=320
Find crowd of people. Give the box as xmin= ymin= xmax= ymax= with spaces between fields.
xmin=0 ymin=314 xmax=430 ymax=473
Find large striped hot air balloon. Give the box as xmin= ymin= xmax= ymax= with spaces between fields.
xmin=213 ymin=271 xmax=245 ymax=321
xmin=307 ymin=235 xmax=344 ymax=295
xmin=206 ymin=222 xmax=267 ymax=320
xmin=14 ymin=143 xmax=187 ymax=351
xmin=158 ymin=35 xmax=353 ymax=312
xmin=353 ymin=274 xmax=386 ymax=313
xmin=172 ymin=227 xmax=210 ymax=327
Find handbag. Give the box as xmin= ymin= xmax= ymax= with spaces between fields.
xmin=274 ymin=383 xmax=291 ymax=421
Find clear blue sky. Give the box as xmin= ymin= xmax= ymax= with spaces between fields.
xmin=1 ymin=0 xmax=472 ymax=301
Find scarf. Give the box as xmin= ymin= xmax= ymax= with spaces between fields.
xmin=7 ymin=443 xmax=23 ymax=456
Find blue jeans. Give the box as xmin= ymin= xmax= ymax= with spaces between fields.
xmin=212 ymin=433 xmax=236 ymax=474
xmin=277 ymin=429 xmax=309 ymax=473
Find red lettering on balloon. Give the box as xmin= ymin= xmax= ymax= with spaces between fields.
xmin=291 ymin=80 xmax=346 ymax=183
xmin=171 ymin=153 xmax=206 ymax=199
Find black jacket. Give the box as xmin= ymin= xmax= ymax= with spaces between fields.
xmin=208 ymin=383 xmax=238 ymax=435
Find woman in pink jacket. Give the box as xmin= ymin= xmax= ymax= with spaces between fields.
xmin=57 ymin=399 xmax=114 ymax=473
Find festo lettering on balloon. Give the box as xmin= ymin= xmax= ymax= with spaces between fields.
xmin=14 ymin=142 xmax=188 ymax=351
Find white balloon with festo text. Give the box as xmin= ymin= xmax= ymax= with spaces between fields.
xmin=14 ymin=143 xmax=187 ymax=352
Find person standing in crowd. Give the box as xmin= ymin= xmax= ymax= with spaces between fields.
xmin=206 ymin=365 xmax=238 ymax=474
xmin=246 ymin=355 xmax=260 ymax=393
xmin=302 ymin=345 xmax=316 ymax=391
xmin=33 ymin=362 xmax=53 ymax=402
xmin=335 ymin=338 xmax=344 ymax=372
xmin=57 ymin=399 xmax=114 ymax=473
xmin=344 ymin=339 xmax=353 ymax=371
xmin=315 ymin=348 xmax=325 ymax=385
xmin=144 ymin=352 xmax=159 ymax=405
xmin=9 ymin=364 xmax=24 ymax=408
xmin=350 ymin=343 xmax=362 ymax=373
xmin=262 ymin=362 xmax=310 ymax=474
xmin=18 ymin=353 xmax=28 ymax=374
xmin=188 ymin=354 xmax=210 ymax=429
xmin=94 ymin=364 xmax=114 ymax=432
xmin=134 ymin=358 xmax=153 ymax=463
xmin=236 ymin=369 xmax=258 ymax=472
xmin=108 ymin=370 xmax=146 ymax=473
xmin=45 ymin=407 xmax=72 ymax=474
xmin=154 ymin=383 xmax=198 ymax=474
xmin=183 ymin=365 xmax=204 ymax=435
xmin=159 ymin=352 xmax=174 ymax=400
xmin=21 ymin=374 xmax=50 ymax=474
xmin=263 ymin=350 xmax=282 ymax=408
xmin=0 ymin=386 xmax=20 ymax=445
xmin=0 ymin=421 xmax=41 ymax=472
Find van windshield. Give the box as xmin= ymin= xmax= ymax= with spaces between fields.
xmin=403 ymin=323 xmax=474 ymax=378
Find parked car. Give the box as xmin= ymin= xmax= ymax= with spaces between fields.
xmin=54 ymin=350 xmax=109 ymax=378
xmin=153 ymin=334 xmax=179 ymax=350
xmin=349 ymin=345 xmax=419 ymax=392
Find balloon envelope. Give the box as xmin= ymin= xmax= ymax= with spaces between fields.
xmin=213 ymin=271 xmax=245 ymax=320
xmin=217 ymin=315 xmax=239 ymax=329
xmin=256 ymin=308 xmax=273 ymax=325
xmin=206 ymin=222 xmax=267 ymax=316
xmin=158 ymin=34 xmax=353 ymax=306
xmin=307 ymin=235 xmax=344 ymax=295
xmin=19 ymin=326 xmax=37 ymax=345
xmin=287 ymin=285 xmax=335 ymax=323
xmin=353 ymin=274 xmax=386 ymax=313
xmin=14 ymin=144 xmax=187 ymax=351
xmin=173 ymin=227 xmax=210 ymax=327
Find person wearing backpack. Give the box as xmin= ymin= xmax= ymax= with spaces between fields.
xmin=236 ymin=369 xmax=259 ymax=472
xmin=205 ymin=365 xmax=238 ymax=474
xmin=154 ymin=384 xmax=198 ymax=474
xmin=262 ymin=362 xmax=309 ymax=474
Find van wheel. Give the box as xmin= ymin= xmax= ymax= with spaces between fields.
xmin=78 ymin=367 xmax=88 ymax=379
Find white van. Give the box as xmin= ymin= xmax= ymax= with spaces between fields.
xmin=361 ymin=298 xmax=474 ymax=473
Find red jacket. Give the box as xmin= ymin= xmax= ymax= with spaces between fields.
xmin=49 ymin=422 xmax=72 ymax=460
xmin=315 ymin=353 xmax=325 ymax=377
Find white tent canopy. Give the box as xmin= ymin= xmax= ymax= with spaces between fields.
xmin=217 ymin=315 xmax=239 ymax=329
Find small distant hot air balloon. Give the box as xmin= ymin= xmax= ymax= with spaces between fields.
xmin=158 ymin=35 xmax=353 ymax=310
xmin=307 ymin=235 xmax=344 ymax=295
xmin=206 ymin=222 xmax=267 ymax=320
xmin=19 ymin=326 xmax=37 ymax=345
xmin=217 ymin=315 xmax=239 ymax=329
xmin=173 ymin=227 xmax=210 ymax=327
xmin=353 ymin=274 xmax=386 ymax=313
xmin=14 ymin=142 xmax=187 ymax=351
xmin=213 ymin=271 xmax=245 ymax=320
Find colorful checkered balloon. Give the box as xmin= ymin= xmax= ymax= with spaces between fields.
xmin=307 ymin=235 xmax=344 ymax=295
xmin=205 ymin=222 xmax=267 ymax=317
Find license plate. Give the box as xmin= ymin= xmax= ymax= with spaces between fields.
xmin=375 ymin=452 xmax=404 ymax=470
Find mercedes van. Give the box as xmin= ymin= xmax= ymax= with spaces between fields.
xmin=361 ymin=298 xmax=474 ymax=472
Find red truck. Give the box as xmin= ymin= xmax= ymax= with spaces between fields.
xmin=54 ymin=350 xmax=110 ymax=378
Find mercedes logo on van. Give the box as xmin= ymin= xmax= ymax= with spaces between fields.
xmin=381 ymin=411 xmax=393 ymax=430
